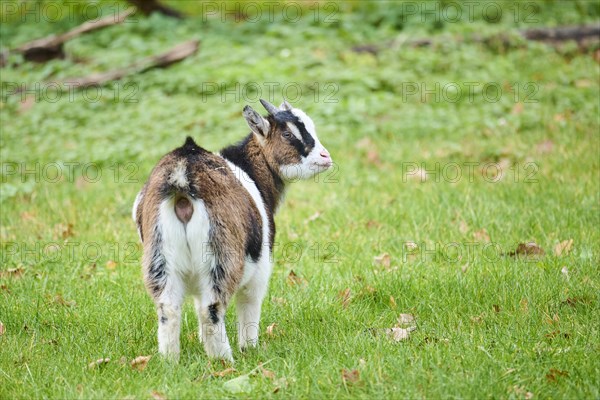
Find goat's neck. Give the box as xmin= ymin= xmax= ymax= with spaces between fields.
xmin=221 ymin=134 xmax=286 ymax=215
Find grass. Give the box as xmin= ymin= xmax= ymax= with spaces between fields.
xmin=1 ymin=1 xmax=599 ymax=398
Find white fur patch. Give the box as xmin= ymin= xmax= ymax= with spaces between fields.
xmin=168 ymin=160 xmax=188 ymax=188
xmin=132 ymin=190 xmax=144 ymax=240
xmin=285 ymin=122 xmax=303 ymax=141
xmin=291 ymin=108 xmax=317 ymax=141
xmin=222 ymin=159 xmax=271 ymax=278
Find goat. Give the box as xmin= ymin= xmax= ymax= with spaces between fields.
xmin=132 ymin=99 xmax=333 ymax=362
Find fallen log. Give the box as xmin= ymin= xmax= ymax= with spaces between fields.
xmin=65 ymin=39 xmax=199 ymax=88
xmin=522 ymin=25 xmax=600 ymax=43
xmin=352 ymin=24 xmax=600 ymax=54
xmin=10 ymin=7 xmax=135 ymax=63
xmin=7 ymin=40 xmax=200 ymax=97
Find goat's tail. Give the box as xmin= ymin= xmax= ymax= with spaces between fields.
xmin=165 ymin=147 xmax=195 ymax=224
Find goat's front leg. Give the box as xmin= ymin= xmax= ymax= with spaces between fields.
xmin=156 ymin=277 xmax=184 ymax=361
xmin=236 ymin=268 xmax=269 ymax=351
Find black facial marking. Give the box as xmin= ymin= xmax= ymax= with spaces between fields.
xmin=273 ymin=111 xmax=315 ymax=156
xmin=208 ymin=303 xmax=219 ymax=324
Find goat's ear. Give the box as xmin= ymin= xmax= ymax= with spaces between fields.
xmin=280 ymin=100 xmax=292 ymax=111
xmin=243 ymin=105 xmax=270 ymax=141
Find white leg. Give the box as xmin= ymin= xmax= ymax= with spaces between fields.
xmin=236 ymin=274 xmax=269 ymax=351
xmin=156 ymin=279 xmax=184 ymax=361
xmin=236 ymin=293 xmax=262 ymax=350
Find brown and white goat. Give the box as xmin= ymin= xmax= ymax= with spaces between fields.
xmin=132 ymin=99 xmax=332 ymax=362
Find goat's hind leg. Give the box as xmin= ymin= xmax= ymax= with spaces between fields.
xmin=197 ymin=286 xmax=234 ymax=362
xmin=155 ymin=276 xmax=184 ymax=361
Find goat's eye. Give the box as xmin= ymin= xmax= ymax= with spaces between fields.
xmin=282 ymin=131 xmax=292 ymax=139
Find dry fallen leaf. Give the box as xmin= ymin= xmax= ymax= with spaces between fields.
xmin=459 ymin=220 xmax=469 ymax=234
xmin=546 ymin=368 xmax=569 ymax=382
xmin=554 ymin=239 xmax=573 ymax=256
xmin=373 ymin=253 xmax=391 ymax=269
xmin=212 ymin=367 xmax=236 ymax=377
xmin=50 ymin=294 xmax=76 ymax=307
xmin=520 ymin=298 xmax=529 ymax=313
xmin=511 ymin=102 xmax=524 ymax=115
xmin=272 ymin=377 xmax=289 ymax=393
xmin=0 ymin=321 xmax=5 ymax=336
xmin=404 ymin=241 xmax=418 ymax=251
xmin=509 ymin=242 xmax=545 ymax=257
xmin=266 ymin=323 xmax=277 ymax=336
xmin=386 ymin=326 xmax=416 ymax=342
xmin=544 ymin=330 xmax=570 ymax=340
xmin=18 ymin=95 xmax=36 ymax=114
xmin=512 ymin=385 xmax=534 ymax=399
xmin=106 ymin=260 xmax=117 ymax=270
xmin=54 ymin=223 xmax=74 ymax=239
xmin=536 ymin=139 xmax=554 ymax=154
xmin=271 ymin=297 xmax=287 ymax=305
xmin=366 ymin=150 xmax=382 ymax=166
xmin=341 ymin=369 xmax=360 ymax=384
xmin=493 ymin=304 xmax=501 ymax=313
xmin=305 ymin=211 xmax=321 ymax=223
xmin=150 ymin=391 xmax=167 ymax=400
xmin=397 ymin=313 xmax=415 ymax=325
xmin=364 ymin=285 xmax=376 ymax=295
xmin=545 ymin=313 xmax=560 ymax=325
xmin=473 ymin=229 xmax=490 ymax=243
xmin=259 ymin=364 xmax=275 ymax=380
xmin=20 ymin=211 xmax=36 ymax=221
xmin=88 ymin=358 xmax=110 ymax=369
xmin=561 ymin=297 xmax=591 ymax=307
xmin=366 ymin=220 xmax=380 ymax=229
xmin=355 ymin=137 xmax=373 ymax=150
xmin=130 ymin=355 xmax=152 ymax=371
xmin=0 ymin=267 xmax=24 ymax=279
xmin=389 ymin=296 xmax=397 ymax=309
xmin=339 ymin=288 xmax=351 ymax=308
xmin=286 ymin=270 xmax=307 ymax=286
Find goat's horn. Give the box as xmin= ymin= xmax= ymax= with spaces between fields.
xmin=260 ymin=99 xmax=280 ymax=115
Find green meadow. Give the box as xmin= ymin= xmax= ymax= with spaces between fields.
xmin=1 ymin=1 xmax=599 ymax=398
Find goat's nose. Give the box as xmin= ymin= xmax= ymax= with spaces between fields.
xmin=320 ymin=149 xmax=331 ymax=159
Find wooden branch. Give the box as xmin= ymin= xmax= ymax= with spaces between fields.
xmin=61 ymin=40 xmax=200 ymax=88
xmin=522 ymin=25 xmax=600 ymax=42
xmin=352 ymin=24 xmax=600 ymax=55
xmin=12 ymin=7 xmax=135 ymax=63
xmin=126 ymin=0 xmax=183 ymax=19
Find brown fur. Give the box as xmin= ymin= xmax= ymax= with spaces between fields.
xmin=137 ymin=144 xmax=263 ymax=303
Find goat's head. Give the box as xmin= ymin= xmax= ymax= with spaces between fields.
xmin=243 ymin=99 xmax=333 ymax=181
